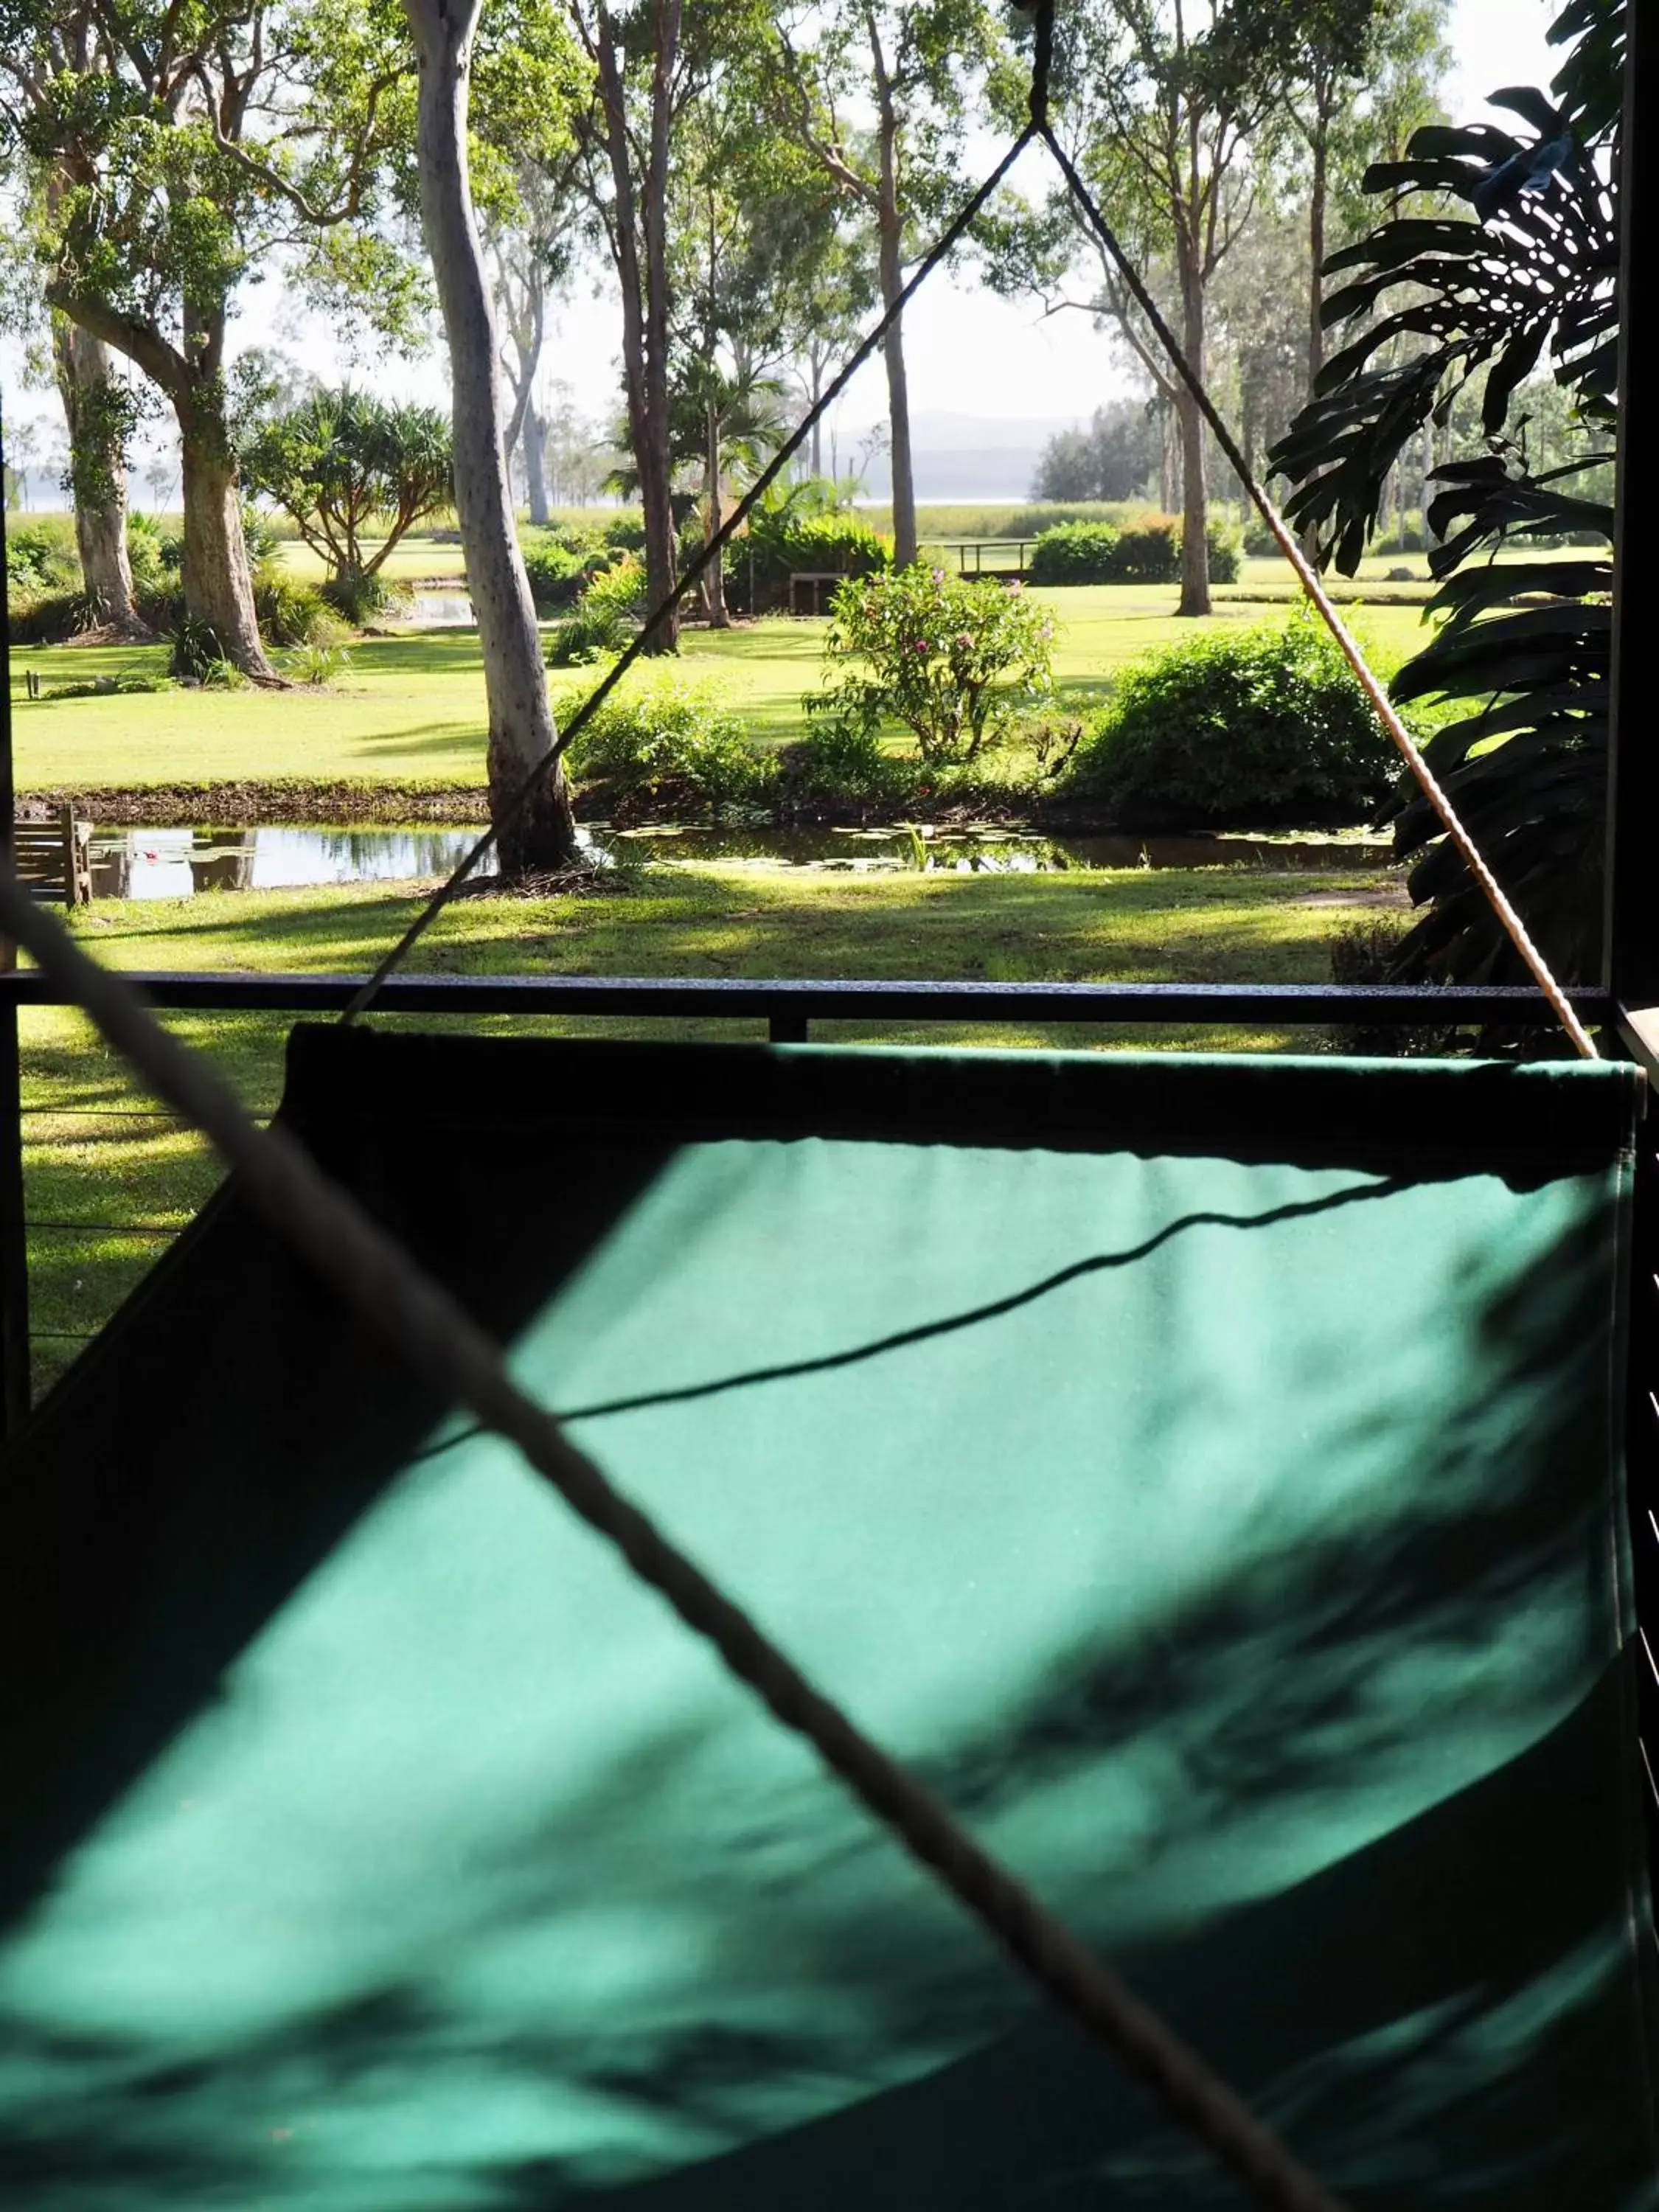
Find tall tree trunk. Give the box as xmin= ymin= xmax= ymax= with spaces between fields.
xmin=877 ymin=204 xmax=916 ymax=567
xmin=1307 ymin=117 xmax=1328 ymax=397
xmin=1176 ymin=256 xmax=1210 ymax=617
xmin=174 ymin=307 xmax=279 ymax=683
xmin=1159 ymin=399 xmax=1176 ymax=514
xmin=404 ymin=0 xmax=580 ymax=874
xmin=874 ymin=69 xmax=916 ymax=568
xmin=639 ymin=0 xmax=679 ymax=647
xmin=1301 ymin=106 xmax=1331 ymax=566
xmin=705 ymin=398 xmax=729 ymax=626
xmin=176 ymin=413 xmax=274 ymax=675
xmin=594 ymin=1 xmax=679 ymax=653
xmin=52 ymin=321 xmax=143 ymax=635
xmin=177 ymin=297 xmax=276 ymax=680
xmin=523 ymin=403 xmax=552 ymax=525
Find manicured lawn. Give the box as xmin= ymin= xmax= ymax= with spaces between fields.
xmin=11 ymin=589 xmax=1435 ymax=789
xmin=20 ymin=861 xmax=1397 ymax=1391
xmin=272 ymin=533 xmax=468 ymax=583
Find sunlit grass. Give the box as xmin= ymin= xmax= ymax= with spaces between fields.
xmin=13 ymin=586 xmax=1436 ymax=789
xmin=18 ymin=861 xmax=1398 ymax=1393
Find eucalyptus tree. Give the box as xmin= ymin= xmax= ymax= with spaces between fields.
xmin=0 ymin=7 xmax=140 ymax=629
xmin=1239 ymin=0 xmax=1453 ymax=416
xmin=1031 ymin=398 xmax=1161 ymax=503
xmin=1030 ymin=2 xmax=1303 ymax=616
xmin=486 ymin=155 xmax=587 ymax=526
xmin=768 ymin=0 xmax=1012 ymax=569
xmin=568 ymin=0 xmax=696 ymax=651
xmin=664 ymin=91 xmax=841 ymax=623
xmin=400 ymin=0 xmax=584 ymax=869
xmin=0 ymin=0 xmax=419 ymax=678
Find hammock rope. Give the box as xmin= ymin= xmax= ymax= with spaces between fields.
xmin=342 ymin=0 xmax=1594 ymax=1061
xmin=0 ymin=862 xmax=1354 ymax=2212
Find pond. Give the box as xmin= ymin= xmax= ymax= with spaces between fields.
xmin=85 ymin=823 xmax=1394 ymax=900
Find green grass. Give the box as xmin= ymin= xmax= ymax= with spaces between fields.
xmin=7 ymin=588 xmax=1436 ymax=790
xmin=272 ymin=533 xmax=468 ymax=584
xmin=20 ymin=862 xmax=1396 ymax=1393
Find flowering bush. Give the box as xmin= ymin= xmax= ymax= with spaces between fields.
xmin=808 ymin=563 xmax=1056 ymax=765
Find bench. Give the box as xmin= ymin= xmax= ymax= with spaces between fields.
xmin=8 ymin=806 xmax=93 ymax=907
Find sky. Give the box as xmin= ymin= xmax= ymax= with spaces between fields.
xmin=0 ymin=0 xmax=1563 ymax=495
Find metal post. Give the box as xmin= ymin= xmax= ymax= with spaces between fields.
xmin=1604 ymin=0 xmax=1657 ymax=1004
xmin=0 ymin=407 xmax=32 ymax=1430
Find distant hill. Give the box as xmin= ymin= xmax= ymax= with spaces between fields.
xmin=847 ymin=410 xmax=1084 ymax=502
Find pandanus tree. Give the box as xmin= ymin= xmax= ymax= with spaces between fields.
xmin=240 ymin=389 xmax=454 ymax=611
xmin=1267 ymin=0 xmax=1622 ymax=987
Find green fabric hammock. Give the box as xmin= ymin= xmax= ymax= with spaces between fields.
xmin=0 ymin=1032 xmax=1654 ymax=2209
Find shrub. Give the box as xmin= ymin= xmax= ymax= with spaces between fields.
xmin=583 ymin=553 xmax=647 ymax=621
xmin=1326 ymin=917 xmax=1460 ymax=1057
xmin=536 ymin=517 xmax=603 ymax=557
xmin=1068 ymin=613 xmax=1395 ymax=825
xmin=285 ymin=642 xmax=352 ymax=686
xmin=547 ymin=601 xmax=631 ymax=666
xmin=254 ymin=568 xmax=348 ymax=645
xmin=1029 ymin=521 xmax=1122 ymax=585
xmin=240 ymin=502 xmax=283 ymax=568
xmin=546 ymin=554 xmax=646 ymax=664
xmin=776 ymin=716 xmax=910 ymax=807
xmin=563 ymin=677 xmax=770 ymax=815
xmin=1002 ymin=501 xmax=1135 ymax=536
xmin=5 ymin=517 xmax=80 ymax=592
xmin=1206 ymin=525 xmax=1243 ymax=583
xmin=320 ymin=570 xmax=406 ymax=625
xmin=1022 ymin=515 xmax=1241 ymax=586
xmin=6 ymin=590 xmax=87 ymax=645
xmin=810 ymin=563 xmax=1055 ymax=765
xmin=739 ymin=506 xmax=890 ymax=609
xmin=1110 ymin=517 xmax=1182 ymax=581
xmin=521 ymin=538 xmax=587 ymax=608
xmin=125 ymin=511 xmax=169 ymax=590
xmin=600 ymin=512 xmax=647 ymax=552
xmin=169 ymin=612 xmax=229 ymax=679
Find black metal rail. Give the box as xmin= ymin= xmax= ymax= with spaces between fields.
xmin=0 ymin=969 xmax=1620 ymax=1040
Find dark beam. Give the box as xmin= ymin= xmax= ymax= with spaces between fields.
xmin=1604 ymin=0 xmax=1655 ymax=999
xmin=0 ymin=970 xmax=1619 ymax=1027
xmin=0 ymin=415 xmax=31 ymax=1433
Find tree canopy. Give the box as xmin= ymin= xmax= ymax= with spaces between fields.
xmin=240 ymin=388 xmax=453 ymax=588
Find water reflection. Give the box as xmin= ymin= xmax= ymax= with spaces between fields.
xmin=86 ymin=823 xmax=1392 ymax=900
xmin=615 ymin=825 xmax=1391 ymax=874
xmin=88 ymin=827 xmax=489 ymax=901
